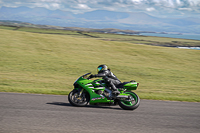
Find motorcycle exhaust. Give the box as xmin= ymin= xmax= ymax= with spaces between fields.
xmin=116 ymin=95 xmax=129 ymax=99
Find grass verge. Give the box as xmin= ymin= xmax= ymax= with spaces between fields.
xmin=0 ymin=28 xmax=200 ymax=102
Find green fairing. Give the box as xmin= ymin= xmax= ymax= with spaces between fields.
xmin=69 ymin=73 xmax=140 ymax=110
xmin=75 ymin=78 xmax=136 ymax=103
xmin=75 ymin=77 xmax=112 ymax=103
xmin=124 ymin=82 xmax=138 ymax=90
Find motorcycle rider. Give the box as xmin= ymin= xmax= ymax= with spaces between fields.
xmin=89 ymin=65 xmax=121 ymax=94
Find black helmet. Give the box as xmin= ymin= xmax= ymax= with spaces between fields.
xmin=97 ymin=64 xmax=108 ymax=73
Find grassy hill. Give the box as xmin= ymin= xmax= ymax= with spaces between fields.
xmin=0 ymin=27 xmax=200 ymax=102
xmin=1 ymin=25 xmax=200 ymax=47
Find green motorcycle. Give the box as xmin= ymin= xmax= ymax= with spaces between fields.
xmin=68 ymin=73 xmax=140 ymax=110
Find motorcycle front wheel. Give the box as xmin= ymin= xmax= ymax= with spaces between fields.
xmin=68 ymin=89 xmax=90 ymax=107
xmin=118 ymin=91 xmax=140 ymax=110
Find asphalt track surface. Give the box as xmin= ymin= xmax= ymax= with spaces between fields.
xmin=0 ymin=92 xmax=200 ymax=133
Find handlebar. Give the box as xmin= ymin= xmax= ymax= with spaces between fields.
xmin=81 ymin=72 xmax=92 ymax=79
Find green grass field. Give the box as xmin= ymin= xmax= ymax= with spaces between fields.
xmin=0 ymin=27 xmax=200 ymax=102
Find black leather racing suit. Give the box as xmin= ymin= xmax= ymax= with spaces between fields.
xmin=94 ymin=70 xmax=121 ymax=91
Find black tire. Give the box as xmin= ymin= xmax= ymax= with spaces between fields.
xmin=68 ymin=89 xmax=90 ymax=107
xmin=118 ymin=91 xmax=140 ymax=110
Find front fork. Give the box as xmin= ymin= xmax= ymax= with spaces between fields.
xmin=77 ymin=88 xmax=84 ymax=97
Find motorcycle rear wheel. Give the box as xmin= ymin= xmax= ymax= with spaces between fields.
xmin=118 ymin=91 xmax=140 ymax=110
xmin=68 ymin=89 xmax=90 ymax=107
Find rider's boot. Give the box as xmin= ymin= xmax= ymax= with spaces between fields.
xmin=106 ymin=78 xmax=120 ymax=95
xmin=113 ymin=90 xmax=120 ymax=95
xmin=110 ymin=83 xmax=120 ymax=95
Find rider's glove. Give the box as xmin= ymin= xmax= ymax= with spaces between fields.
xmin=89 ymin=74 xmax=95 ymax=79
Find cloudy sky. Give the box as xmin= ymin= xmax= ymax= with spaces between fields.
xmin=0 ymin=0 xmax=200 ymax=18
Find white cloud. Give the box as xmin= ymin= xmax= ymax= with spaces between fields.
xmin=176 ymin=0 xmax=181 ymax=5
xmin=146 ymin=7 xmax=155 ymax=11
xmin=0 ymin=0 xmax=200 ymax=17
xmin=178 ymin=8 xmax=193 ymax=11
xmin=40 ymin=0 xmax=61 ymax=2
xmin=51 ymin=3 xmax=60 ymax=8
xmin=76 ymin=4 xmax=90 ymax=9
xmin=131 ymin=0 xmax=143 ymax=4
